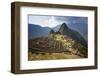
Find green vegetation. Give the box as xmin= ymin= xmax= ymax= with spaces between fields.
xmin=28 ymin=51 xmax=81 ymax=61
xmin=28 ymin=33 xmax=87 ymax=60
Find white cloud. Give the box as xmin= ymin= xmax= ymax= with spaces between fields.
xmin=29 ymin=16 xmax=66 ymax=28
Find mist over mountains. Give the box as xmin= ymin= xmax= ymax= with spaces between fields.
xmin=28 ymin=22 xmax=87 ymax=41
xmin=28 ymin=24 xmax=51 ymax=39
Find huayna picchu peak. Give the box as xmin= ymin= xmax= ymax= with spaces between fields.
xmin=59 ymin=23 xmax=69 ymax=34
xmin=49 ymin=23 xmax=87 ymax=47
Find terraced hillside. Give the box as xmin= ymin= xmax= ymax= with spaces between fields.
xmin=28 ymin=34 xmax=87 ymax=60
xmin=28 ymin=23 xmax=87 ymax=60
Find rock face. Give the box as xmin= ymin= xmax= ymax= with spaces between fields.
xmin=50 ymin=23 xmax=87 ymax=47
xmin=59 ymin=23 xmax=69 ymax=34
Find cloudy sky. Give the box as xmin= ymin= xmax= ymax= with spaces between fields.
xmin=28 ymin=15 xmax=87 ymax=28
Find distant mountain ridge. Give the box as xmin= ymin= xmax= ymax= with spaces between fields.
xmin=28 ymin=24 xmax=51 ymax=39
xmin=28 ymin=23 xmax=87 ymax=43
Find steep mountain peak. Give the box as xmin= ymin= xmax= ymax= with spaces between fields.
xmin=59 ymin=23 xmax=69 ymax=34
xmin=61 ymin=23 xmax=68 ymax=29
